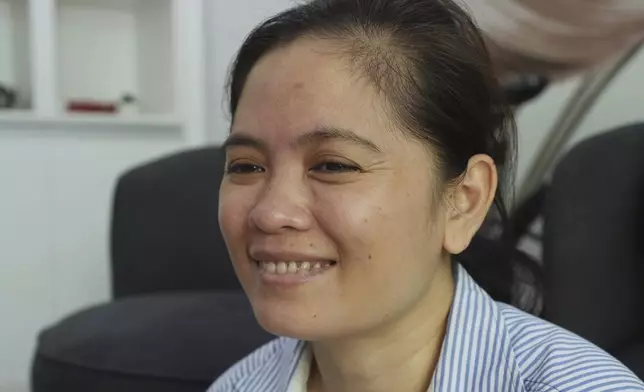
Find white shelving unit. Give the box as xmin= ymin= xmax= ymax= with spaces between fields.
xmin=0 ymin=0 xmax=207 ymax=144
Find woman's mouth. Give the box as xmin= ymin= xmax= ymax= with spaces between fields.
xmin=254 ymin=259 xmax=337 ymax=284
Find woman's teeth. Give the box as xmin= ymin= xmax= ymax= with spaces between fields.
xmin=259 ymin=260 xmax=333 ymax=275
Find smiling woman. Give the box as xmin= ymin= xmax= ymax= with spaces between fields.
xmin=209 ymin=1 xmax=644 ymax=391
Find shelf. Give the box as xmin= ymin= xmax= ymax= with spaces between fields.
xmin=0 ymin=0 xmax=32 ymax=110
xmin=56 ymin=0 xmax=174 ymax=115
xmin=0 ymin=110 xmax=182 ymax=131
xmin=0 ymin=0 xmax=206 ymax=142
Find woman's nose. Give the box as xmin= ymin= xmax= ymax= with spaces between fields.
xmin=248 ymin=179 xmax=313 ymax=234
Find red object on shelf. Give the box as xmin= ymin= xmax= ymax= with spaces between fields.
xmin=67 ymin=100 xmax=117 ymax=113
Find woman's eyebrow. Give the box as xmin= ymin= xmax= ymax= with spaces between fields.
xmin=297 ymin=126 xmax=383 ymax=154
xmin=222 ymin=134 xmax=267 ymax=152
xmin=223 ymin=126 xmax=383 ymax=154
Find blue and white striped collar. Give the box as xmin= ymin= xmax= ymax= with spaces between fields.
xmin=209 ymin=262 xmax=644 ymax=391
xmin=431 ymin=263 xmax=520 ymax=391
xmin=273 ymin=263 xmax=522 ymax=391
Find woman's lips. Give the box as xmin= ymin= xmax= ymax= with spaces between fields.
xmin=254 ymin=259 xmax=337 ymax=285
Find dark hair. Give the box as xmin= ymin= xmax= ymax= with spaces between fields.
xmin=227 ymin=0 xmax=541 ymax=312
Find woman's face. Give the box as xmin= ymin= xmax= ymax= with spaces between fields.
xmin=219 ymin=38 xmax=452 ymax=340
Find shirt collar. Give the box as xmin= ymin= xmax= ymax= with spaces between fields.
xmin=431 ymin=263 xmax=523 ymax=391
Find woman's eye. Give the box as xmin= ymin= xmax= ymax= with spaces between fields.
xmin=226 ymin=163 xmax=265 ymax=174
xmin=312 ymin=161 xmax=360 ymax=173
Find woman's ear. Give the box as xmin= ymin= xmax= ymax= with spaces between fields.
xmin=443 ymin=154 xmax=498 ymax=254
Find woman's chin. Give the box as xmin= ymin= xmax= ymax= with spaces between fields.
xmin=251 ymin=302 xmax=338 ymax=341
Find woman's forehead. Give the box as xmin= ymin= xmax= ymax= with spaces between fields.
xmin=232 ymin=41 xmax=397 ymax=147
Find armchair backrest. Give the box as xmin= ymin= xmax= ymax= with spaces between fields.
xmin=543 ymin=124 xmax=644 ymax=369
xmin=110 ymin=147 xmax=241 ymax=298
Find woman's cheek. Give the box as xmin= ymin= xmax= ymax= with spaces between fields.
xmin=314 ymin=192 xmax=388 ymax=251
xmin=218 ymin=186 xmax=252 ymax=240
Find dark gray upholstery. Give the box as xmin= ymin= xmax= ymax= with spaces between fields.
xmin=32 ymin=148 xmax=274 ymax=391
xmin=32 ymin=292 xmax=273 ymax=391
xmin=111 ymin=147 xmax=240 ymax=298
xmin=543 ymin=123 xmax=644 ymax=377
xmin=35 ymin=293 xmax=270 ymax=381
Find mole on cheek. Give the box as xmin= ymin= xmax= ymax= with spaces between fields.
xmin=368 ymin=254 xmax=372 ymax=260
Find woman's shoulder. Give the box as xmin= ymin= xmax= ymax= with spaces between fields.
xmin=497 ymin=303 xmax=644 ymax=391
xmin=206 ymin=337 xmax=301 ymax=392
xmin=206 ymin=305 xmax=644 ymax=392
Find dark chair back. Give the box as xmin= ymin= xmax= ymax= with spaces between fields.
xmin=110 ymin=147 xmax=240 ymax=298
xmin=543 ymin=123 xmax=644 ymax=377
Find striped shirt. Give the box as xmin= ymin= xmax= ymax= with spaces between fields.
xmin=208 ymin=264 xmax=644 ymax=392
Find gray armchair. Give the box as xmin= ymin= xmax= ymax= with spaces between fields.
xmin=31 ymin=147 xmax=274 ymax=392
xmin=542 ymin=123 xmax=644 ymax=379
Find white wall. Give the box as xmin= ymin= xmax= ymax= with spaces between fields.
xmin=0 ymin=0 xmax=30 ymax=109
xmin=0 ymin=127 xmax=185 ymax=391
xmin=567 ymin=48 xmax=644 ymax=147
xmin=0 ymin=1 xmax=15 ymax=84
xmin=206 ymin=0 xmax=294 ymax=143
xmin=57 ymin=5 xmax=138 ymax=105
xmin=515 ymin=48 xmax=644 ymax=187
xmin=56 ymin=0 xmax=177 ymax=115
xmin=137 ymin=0 xmax=174 ymax=114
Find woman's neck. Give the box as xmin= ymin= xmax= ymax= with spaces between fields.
xmin=307 ymin=260 xmax=455 ymax=392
